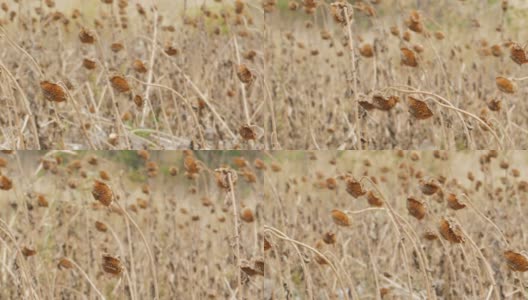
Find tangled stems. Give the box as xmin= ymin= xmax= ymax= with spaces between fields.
xmin=264 ymin=225 xmax=351 ymax=300
xmin=384 ymin=86 xmax=503 ymax=149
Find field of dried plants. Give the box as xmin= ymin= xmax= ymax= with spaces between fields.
xmin=1 ymin=0 xmax=527 ymax=150
xmin=262 ymin=150 xmax=528 ymax=299
xmin=0 ymin=150 xmax=527 ymax=299
xmin=0 ymin=150 xmax=264 ymax=299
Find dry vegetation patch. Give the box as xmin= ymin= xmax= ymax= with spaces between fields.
xmin=1 ymin=150 xmax=527 ymax=298
xmin=262 ymin=150 xmax=528 ymax=299
xmin=0 ymin=0 xmax=527 ymax=149
xmin=0 ymin=150 xmax=263 ymax=299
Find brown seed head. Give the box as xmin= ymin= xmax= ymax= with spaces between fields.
xmin=102 ymin=255 xmax=123 ymax=276
xmin=136 ymin=150 xmax=149 ymax=161
xmin=405 ymin=10 xmax=423 ymax=33
xmin=496 ymin=76 xmax=517 ymax=94
xmin=372 ymin=95 xmax=399 ymax=111
xmin=423 ymin=231 xmax=438 ymax=241
xmin=22 ymin=247 xmax=37 ymax=257
xmin=325 ymin=177 xmax=336 ymax=190
xmin=58 ymin=258 xmax=74 ymax=270
xmin=359 ymin=100 xmax=376 ymax=111
xmin=111 ymin=42 xmax=124 ymax=52
xmin=359 ymin=43 xmax=374 ymax=58
xmin=271 ymin=163 xmax=282 ymax=172
xmin=0 ymin=175 xmax=12 ymax=190
xmin=447 ymin=193 xmax=466 ymax=210
xmin=419 ymin=179 xmax=440 ymax=195
xmin=487 ymin=98 xmax=502 ymax=112
xmin=502 ymin=0 xmax=508 ymax=11
xmin=253 ymin=257 xmax=264 ymax=275
xmin=390 ymin=26 xmax=400 ymax=37
xmin=503 ymin=250 xmax=528 ymax=272
xmin=214 ymin=168 xmax=238 ymax=191
xmin=133 ymin=95 xmax=143 ymax=108
xmin=40 ymin=81 xmax=67 ymax=102
xmin=132 ymin=59 xmax=147 ymax=73
xmin=439 ymin=218 xmax=464 ymax=243
xmin=169 ymin=167 xmax=178 ymax=176
xmin=407 ymin=197 xmax=426 ymax=220
xmin=401 ymin=47 xmax=418 ymax=67
xmin=184 ymin=155 xmax=200 ymax=174
xmin=92 ymin=180 xmax=113 ymax=206
xmin=331 ymin=209 xmax=351 ymax=226
xmin=37 ymin=194 xmax=49 ymax=207
xmin=403 ymin=31 xmax=411 ymax=42
xmin=79 ymin=28 xmax=95 ymax=44
xmin=264 ymin=237 xmax=272 ymax=251
xmin=95 ymin=221 xmax=108 ymax=232
xmin=141 ymin=183 xmax=150 ymax=195
xmin=239 ymin=125 xmax=257 ymax=140
xmin=240 ymin=207 xmax=254 ymax=223
xmin=408 ymin=96 xmax=433 ymax=120
xmin=491 ymin=44 xmax=503 ymax=57
xmin=323 ymin=232 xmax=336 ymax=244
xmin=241 ymin=258 xmax=264 ymax=276
xmin=510 ymin=44 xmax=528 ymax=65
xmin=314 ymin=240 xmax=328 ymax=264
xmin=110 ymin=75 xmax=131 ymax=93
xmin=234 ymin=0 xmax=244 ymax=14
xmin=254 ymin=158 xmax=267 ymax=170
xmin=242 ymin=169 xmax=257 ymax=183
xmin=237 ymin=64 xmax=254 ymax=85
xmin=164 ymin=45 xmax=179 ymax=56
xmin=330 ymin=2 xmax=350 ymax=25
xmin=99 ymin=170 xmax=110 ymax=181
xmin=82 ymin=58 xmax=97 ymax=70
xmin=345 ymin=177 xmax=366 ymax=198
xmin=233 ymin=157 xmax=248 ymax=168
xmin=434 ymin=31 xmax=445 ymax=40
xmin=262 ymin=0 xmax=276 ymax=13
xmin=137 ymin=198 xmax=148 ymax=209
xmin=367 ymin=190 xmax=383 ymax=207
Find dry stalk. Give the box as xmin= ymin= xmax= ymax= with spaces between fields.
xmin=92 ymin=32 xmax=132 ymax=149
xmin=461 ymin=194 xmax=509 ymax=246
xmin=264 ymin=225 xmax=350 ymax=300
xmin=110 ymin=189 xmax=159 ymax=300
xmin=385 ymin=86 xmax=503 ymax=149
xmin=233 ymin=36 xmax=251 ymax=125
xmin=343 ymin=7 xmax=362 ymax=150
xmin=359 ymin=176 xmax=435 ymax=300
xmin=457 ymin=225 xmax=500 ymax=300
xmin=140 ymin=9 xmax=158 ymax=127
xmin=65 ymin=258 xmax=106 ymax=300
xmin=0 ymin=60 xmax=40 ymax=148
xmin=227 ymin=173 xmax=242 ymax=295
xmin=127 ymin=77 xmax=206 ymax=145
xmin=58 ymin=82 xmax=97 ymax=150
xmin=0 ymin=219 xmax=39 ymax=299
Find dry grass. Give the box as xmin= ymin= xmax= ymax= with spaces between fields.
xmin=261 ymin=0 xmax=528 ymax=150
xmin=0 ymin=150 xmax=263 ymax=299
xmin=0 ymin=0 xmax=527 ymax=149
xmin=262 ymin=150 xmax=528 ymax=299
xmin=1 ymin=150 xmax=527 ymax=299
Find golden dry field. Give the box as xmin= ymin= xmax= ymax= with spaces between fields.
xmin=0 ymin=150 xmax=264 ymax=299
xmin=262 ymin=150 xmax=528 ymax=299
xmin=0 ymin=0 xmax=527 ymax=150
xmin=0 ymin=150 xmax=527 ymax=299
xmin=0 ymin=0 xmax=527 ymax=299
